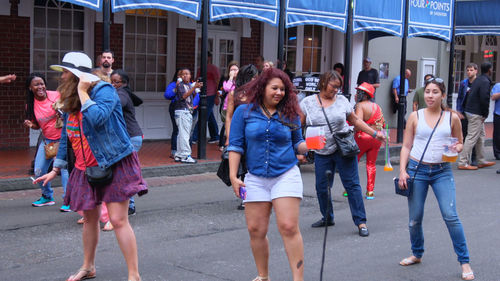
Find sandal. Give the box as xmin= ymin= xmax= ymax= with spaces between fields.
xmin=461 ymin=271 xmax=474 ymax=280
xmin=399 ymin=257 xmax=421 ymax=266
xmin=102 ymin=221 xmax=114 ymax=231
xmin=66 ymin=267 xmax=96 ymax=281
xmin=77 ymin=217 xmax=85 ymax=224
xmin=252 ymin=277 xmax=269 ymax=281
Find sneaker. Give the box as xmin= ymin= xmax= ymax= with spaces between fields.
xmin=208 ymin=138 xmax=219 ymax=144
xmin=60 ymin=205 xmax=72 ymax=212
xmin=174 ymin=155 xmax=182 ymax=162
xmin=128 ymin=207 xmax=136 ymax=216
xmin=366 ymin=191 xmax=374 ymax=200
xmin=181 ymin=156 xmax=197 ymax=164
xmin=32 ymin=196 xmax=55 ymax=207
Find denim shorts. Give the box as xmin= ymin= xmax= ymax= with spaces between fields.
xmin=243 ymin=165 xmax=303 ymax=202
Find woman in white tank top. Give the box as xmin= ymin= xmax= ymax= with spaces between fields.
xmin=397 ymin=78 xmax=474 ymax=280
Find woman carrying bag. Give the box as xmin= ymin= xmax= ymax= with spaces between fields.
xmin=35 ymin=52 xmax=147 ymax=281
xmin=299 ymin=70 xmax=385 ymax=235
xmin=398 ymin=78 xmax=474 ymax=280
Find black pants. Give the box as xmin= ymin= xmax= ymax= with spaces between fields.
xmin=494 ymin=114 xmax=500 ymax=160
xmin=461 ymin=116 xmax=477 ymax=164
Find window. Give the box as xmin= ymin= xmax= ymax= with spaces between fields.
xmin=124 ymin=9 xmax=168 ymax=92
xmin=285 ymin=27 xmax=297 ymax=73
xmin=480 ymin=35 xmax=498 ymax=82
xmin=218 ymin=39 xmax=234 ymax=75
xmin=33 ymin=0 xmax=84 ymax=89
xmin=302 ymin=25 xmax=322 ymax=74
xmin=453 ymin=50 xmax=465 ymax=93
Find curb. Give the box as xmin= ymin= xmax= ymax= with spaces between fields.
xmin=0 ymin=139 xmax=492 ymax=193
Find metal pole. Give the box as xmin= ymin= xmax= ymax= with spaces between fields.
xmin=102 ymin=0 xmax=110 ymax=51
xmin=447 ymin=0 xmax=457 ymax=108
xmin=197 ymin=0 xmax=208 ymax=159
xmin=277 ymin=0 xmax=286 ymax=70
xmin=397 ymin=0 xmax=409 ymax=143
xmin=343 ymin=0 xmax=353 ymax=101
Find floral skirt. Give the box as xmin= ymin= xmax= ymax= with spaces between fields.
xmin=64 ymin=152 xmax=148 ymax=211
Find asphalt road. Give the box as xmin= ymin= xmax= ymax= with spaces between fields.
xmin=1 ymin=152 xmax=500 ymax=281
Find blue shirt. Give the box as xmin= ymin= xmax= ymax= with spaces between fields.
xmin=491 ymin=83 xmax=500 ymax=115
xmin=392 ymin=75 xmax=409 ymax=96
xmin=164 ymin=81 xmax=200 ymax=108
xmin=227 ymin=104 xmax=304 ymax=178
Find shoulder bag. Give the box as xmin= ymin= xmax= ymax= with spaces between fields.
xmin=394 ymin=110 xmax=443 ymax=197
xmin=317 ymin=94 xmax=360 ymax=158
xmin=78 ymin=120 xmax=113 ymax=189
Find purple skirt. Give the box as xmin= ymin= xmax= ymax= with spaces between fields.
xmin=64 ymin=152 xmax=148 ymax=211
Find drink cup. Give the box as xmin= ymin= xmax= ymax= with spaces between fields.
xmin=442 ymin=137 xmax=458 ymax=162
xmin=305 ymin=126 xmax=325 ymax=150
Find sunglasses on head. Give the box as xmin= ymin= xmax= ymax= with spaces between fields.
xmin=425 ymin=77 xmax=444 ymax=84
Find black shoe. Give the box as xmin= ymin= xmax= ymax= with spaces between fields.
xmin=358 ymin=226 xmax=369 ymax=237
xmin=128 ymin=207 xmax=136 ymax=216
xmin=311 ymin=219 xmax=335 ymax=228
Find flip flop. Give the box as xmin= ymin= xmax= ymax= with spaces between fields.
xmin=462 ymin=271 xmax=474 ymax=280
xmin=399 ymin=257 xmax=421 ymax=266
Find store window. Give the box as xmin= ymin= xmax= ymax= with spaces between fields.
xmin=33 ymin=0 xmax=84 ymax=89
xmin=453 ymin=50 xmax=465 ymax=93
xmin=302 ymin=25 xmax=322 ymax=74
xmin=482 ymin=35 xmax=497 ymax=80
xmin=124 ymin=9 xmax=168 ymax=92
xmin=285 ymin=27 xmax=297 ymax=73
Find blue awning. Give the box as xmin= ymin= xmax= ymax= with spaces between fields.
xmin=113 ymin=0 xmax=201 ymax=19
xmin=456 ymin=0 xmax=500 ymax=36
xmin=408 ymin=0 xmax=454 ymax=41
xmin=210 ymin=0 xmax=279 ymax=26
xmin=353 ymin=0 xmax=404 ymax=37
xmin=286 ymin=0 xmax=347 ymax=32
xmin=59 ymin=0 xmax=101 ymax=10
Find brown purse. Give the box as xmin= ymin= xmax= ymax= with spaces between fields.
xmin=44 ymin=141 xmax=59 ymax=159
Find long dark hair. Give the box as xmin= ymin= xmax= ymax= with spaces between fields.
xmin=236 ymin=68 xmax=300 ymax=120
xmin=25 ymin=73 xmax=47 ymax=125
xmin=235 ymin=64 xmax=258 ymax=88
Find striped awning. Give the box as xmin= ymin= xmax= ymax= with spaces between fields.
xmin=353 ymin=0 xmax=405 ymax=37
xmin=210 ymin=0 xmax=279 ymax=26
xmin=456 ymin=0 xmax=500 ymax=36
xmin=286 ymin=0 xmax=347 ymax=32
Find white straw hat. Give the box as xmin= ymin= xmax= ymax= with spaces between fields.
xmin=50 ymin=52 xmax=100 ymax=82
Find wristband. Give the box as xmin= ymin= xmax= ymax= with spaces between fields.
xmin=372 ymin=131 xmax=378 ymax=138
xmin=52 ymin=168 xmax=61 ymax=175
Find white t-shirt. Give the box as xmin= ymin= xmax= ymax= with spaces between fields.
xmin=300 ymin=94 xmax=353 ymax=155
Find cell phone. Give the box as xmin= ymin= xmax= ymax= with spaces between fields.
xmin=197 ymin=77 xmax=203 ymax=82
xmin=239 ymin=187 xmax=247 ymax=200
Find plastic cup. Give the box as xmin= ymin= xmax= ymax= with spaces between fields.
xmin=442 ymin=137 xmax=458 ymax=162
xmin=305 ymin=127 xmax=325 ymax=150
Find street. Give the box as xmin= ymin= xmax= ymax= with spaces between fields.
xmin=1 ymin=152 xmax=500 ymax=281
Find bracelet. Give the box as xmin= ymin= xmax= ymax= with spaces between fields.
xmin=52 ymin=168 xmax=60 ymax=175
xmin=372 ymin=131 xmax=378 ymax=138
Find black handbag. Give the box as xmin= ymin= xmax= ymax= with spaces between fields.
xmin=394 ymin=110 xmax=443 ymax=197
xmin=78 ymin=120 xmax=113 ymax=188
xmin=217 ymin=147 xmax=246 ymax=186
xmin=317 ymin=94 xmax=360 ymax=158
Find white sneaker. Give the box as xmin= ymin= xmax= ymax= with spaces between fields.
xmin=174 ymin=156 xmax=182 ymax=162
xmin=181 ymin=156 xmax=197 ymax=164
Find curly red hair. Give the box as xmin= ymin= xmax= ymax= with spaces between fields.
xmin=235 ymin=68 xmax=301 ymax=121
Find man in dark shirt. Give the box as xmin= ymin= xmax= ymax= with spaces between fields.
xmin=458 ymin=62 xmax=496 ymax=170
xmin=357 ymin=57 xmax=380 ymax=99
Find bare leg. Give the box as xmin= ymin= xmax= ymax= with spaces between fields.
xmin=273 ymin=197 xmax=304 ymax=281
xmin=68 ymin=206 xmax=101 ymax=280
xmin=245 ymin=202 xmax=272 ymax=279
xmin=107 ymin=200 xmax=141 ymax=281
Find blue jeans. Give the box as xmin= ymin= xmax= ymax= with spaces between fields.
xmin=35 ymin=138 xmax=69 ymax=200
xmin=192 ymin=95 xmax=219 ymax=141
xmin=314 ymin=151 xmax=367 ymax=226
xmin=169 ymin=102 xmax=178 ymax=152
xmin=407 ymin=159 xmax=470 ymax=264
xmin=128 ymin=135 xmax=143 ymax=208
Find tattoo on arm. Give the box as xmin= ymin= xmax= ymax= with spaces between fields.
xmin=297 ymin=260 xmax=303 ymax=269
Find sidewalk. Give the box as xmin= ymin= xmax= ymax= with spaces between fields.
xmin=1 ymin=124 xmax=494 ymax=192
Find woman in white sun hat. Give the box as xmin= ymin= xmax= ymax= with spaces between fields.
xmin=35 ymin=52 xmax=147 ymax=281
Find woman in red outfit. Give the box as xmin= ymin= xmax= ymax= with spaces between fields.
xmin=354 ymin=82 xmax=385 ymax=199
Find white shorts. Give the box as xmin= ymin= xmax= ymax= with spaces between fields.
xmin=243 ymin=165 xmax=303 ymax=203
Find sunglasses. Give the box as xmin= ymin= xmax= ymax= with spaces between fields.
xmin=425 ymin=77 xmax=444 ymax=84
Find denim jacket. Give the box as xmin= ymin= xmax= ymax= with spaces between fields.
xmin=227 ymin=104 xmax=304 ymax=178
xmin=54 ymin=81 xmax=133 ymax=170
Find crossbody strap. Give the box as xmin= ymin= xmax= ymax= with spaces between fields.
xmin=316 ymin=94 xmax=335 ymax=134
xmin=411 ymin=110 xmax=444 ymax=181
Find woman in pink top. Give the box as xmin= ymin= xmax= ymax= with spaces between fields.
xmin=24 ymin=73 xmax=69 ymax=210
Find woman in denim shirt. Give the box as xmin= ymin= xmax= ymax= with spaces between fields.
xmin=35 ymin=52 xmax=147 ymax=281
xmin=398 ymin=78 xmax=474 ymax=280
xmin=228 ymin=68 xmax=309 ymax=281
